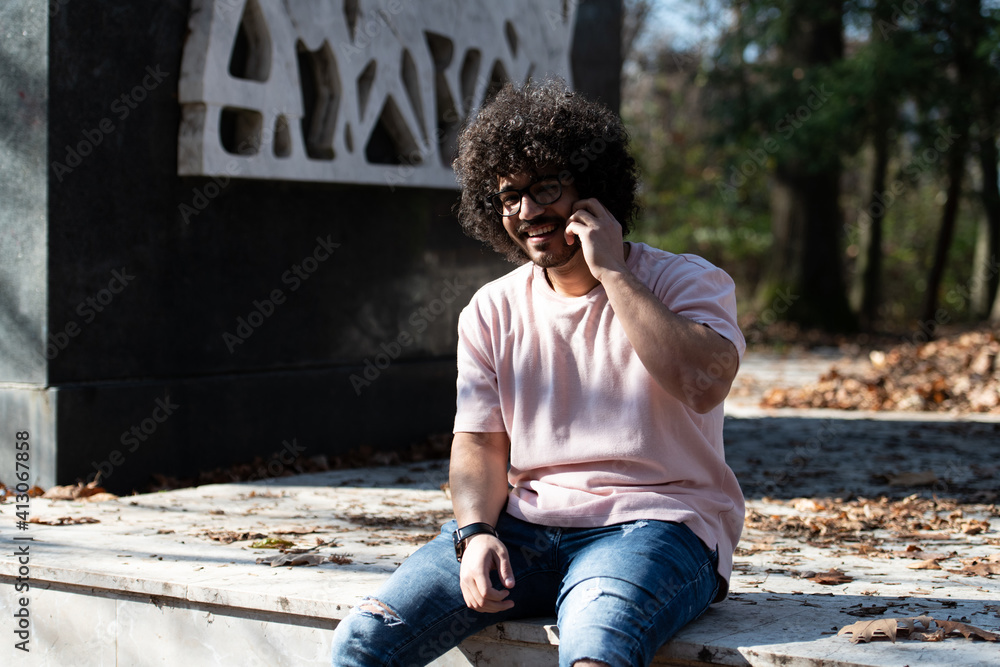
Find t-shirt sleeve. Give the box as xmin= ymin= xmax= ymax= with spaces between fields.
xmin=652 ymin=255 xmax=746 ymax=360
xmin=453 ymin=300 xmax=507 ymax=433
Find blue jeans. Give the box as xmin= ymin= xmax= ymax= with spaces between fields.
xmin=330 ymin=512 xmax=719 ymax=667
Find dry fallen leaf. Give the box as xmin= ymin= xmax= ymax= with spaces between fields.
xmin=42 ymin=480 xmax=116 ymax=501
xmin=843 ymin=604 xmax=888 ymax=617
xmin=328 ymin=554 xmax=353 ymax=565
xmin=256 ymin=553 xmax=352 ymax=567
xmin=933 ymin=619 xmax=1000 ymax=641
xmin=202 ymin=530 xmax=266 ymax=544
xmin=269 ymin=526 xmax=323 ymax=535
xmin=792 ymin=498 xmax=824 ymax=512
xmin=948 ymin=558 xmax=1000 ymax=577
xmin=251 ymin=537 xmax=296 ymax=549
xmin=808 ymin=568 xmax=853 ymax=585
xmin=893 ymin=546 xmax=953 ymax=561
xmin=898 ymin=615 xmax=935 ymax=633
xmin=257 ymin=553 xmax=325 ymax=567
xmin=961 ymin=519 xmax=991 ymax=535
xmin=907 ymin=558 xmax=943 ymax=570
xmin=838 ymin=618 xmax=899 ymax=643
xmin=28 ymin=516 xmax=100 ymax=525
xmin=840 ymin=615 xmax=998 ymax=644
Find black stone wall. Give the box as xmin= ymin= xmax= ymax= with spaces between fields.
xmin=0 ymin=0 xmax=622 ymax=493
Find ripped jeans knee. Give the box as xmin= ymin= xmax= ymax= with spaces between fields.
xmin=561 ymin=576 xmax=636 ymax=618
xmin=352 ymin=597 xmax=405 ymax=627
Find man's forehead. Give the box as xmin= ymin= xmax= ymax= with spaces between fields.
xmin=497 ymin=172 xmax=533 ymax=190
xmin=497 ymin=170 xmax=556 ymax=190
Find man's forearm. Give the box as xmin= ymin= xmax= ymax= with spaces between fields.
xmin=601 ymin=269 xmax=739 ymax=413
xmin=449 ymin=431 xmax=511 ymax=527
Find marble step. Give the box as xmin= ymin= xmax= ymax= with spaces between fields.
xmin=2 ymin=462 xmax=998 ymax=666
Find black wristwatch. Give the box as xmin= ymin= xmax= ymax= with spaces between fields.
xmin=453 ymin=522 xmax=498 ymax=562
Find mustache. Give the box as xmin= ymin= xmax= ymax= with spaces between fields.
xmin=516 ymin=217 xmax=564 ymax=235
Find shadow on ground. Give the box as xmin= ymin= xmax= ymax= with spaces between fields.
xmin=724 ymin=416 xmax=1000 ymax=502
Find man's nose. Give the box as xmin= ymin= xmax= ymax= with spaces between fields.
xmin=519 ymin=194 xmax=544 ymax=219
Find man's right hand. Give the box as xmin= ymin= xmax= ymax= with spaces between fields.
xmin=458 ymin=533 xmax=516 ymax=613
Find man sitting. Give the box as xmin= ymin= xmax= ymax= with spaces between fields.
xmin=330 ymin=79 xmax=745 ymax=667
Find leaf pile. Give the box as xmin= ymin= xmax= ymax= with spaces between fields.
xmin=0 ymin=480 xmax=116 ymax=503
xmin=839 ymin=615 xmax=999 ymax=643
xmin=761 ymin=329 xmax=1000 ymax=413
xmin=744 ymin=495 xmax=993 ymax=542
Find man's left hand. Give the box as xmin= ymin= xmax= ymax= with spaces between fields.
xmin=565 ymin=198 xmax=627 ymax=282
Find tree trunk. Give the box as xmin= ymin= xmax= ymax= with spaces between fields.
xmin=755 ymin=1 xmax=855 ymax=331
xmin=849 ymin=0 xmax=895 ymax=332
xmin=920 ymin=0 xmax=981 ymax=333
xmin=992 ymin=268 xmax=1000 ymax=322
xmin=763 ymin=164 xmax=855 ymax=329
xmin=972 ymin=120 xmax=1000 ymax=319
xmin=851 ymin=126 xmax=890 ymax=331
xmin=921 ymin=133 xmax=968 ymax=333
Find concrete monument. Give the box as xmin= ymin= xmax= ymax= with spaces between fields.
xmin=0 ymin=0 xmax=622 ymax=493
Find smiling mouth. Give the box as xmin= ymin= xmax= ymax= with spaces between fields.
xmin=524 ymin=224 xmax=557 ymax=238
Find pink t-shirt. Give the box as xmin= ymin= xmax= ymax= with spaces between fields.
xmin=453 ymin=242 xmax=746 ymax=591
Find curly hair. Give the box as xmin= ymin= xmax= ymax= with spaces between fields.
xmin=453 ymin=79 xmax=640 ymax=263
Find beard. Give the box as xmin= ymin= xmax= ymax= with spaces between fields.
xmin=514 ymin=216 xmax=580 ymax=268
xmin=528 ymin=238 xmax=580 ymax=268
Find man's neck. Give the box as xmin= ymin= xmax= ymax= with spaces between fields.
xmin=543 ymin=242 xmax=630 ymax=297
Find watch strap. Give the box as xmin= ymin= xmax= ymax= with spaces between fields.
xmin=453 ymin=522 xmax=498 ymax=561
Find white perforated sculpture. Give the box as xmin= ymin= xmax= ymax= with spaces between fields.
xmin=178 ymin=0 xmax=577 ymax=189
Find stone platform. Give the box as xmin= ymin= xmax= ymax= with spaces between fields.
xmin=2 ymin=436 xmax=998 ymax=666
xmin=3 ymin=348 xmax=1000 ymax=666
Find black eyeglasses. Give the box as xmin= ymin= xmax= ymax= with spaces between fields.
xmin=488 ymin=176 xmax=563 ymax=217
